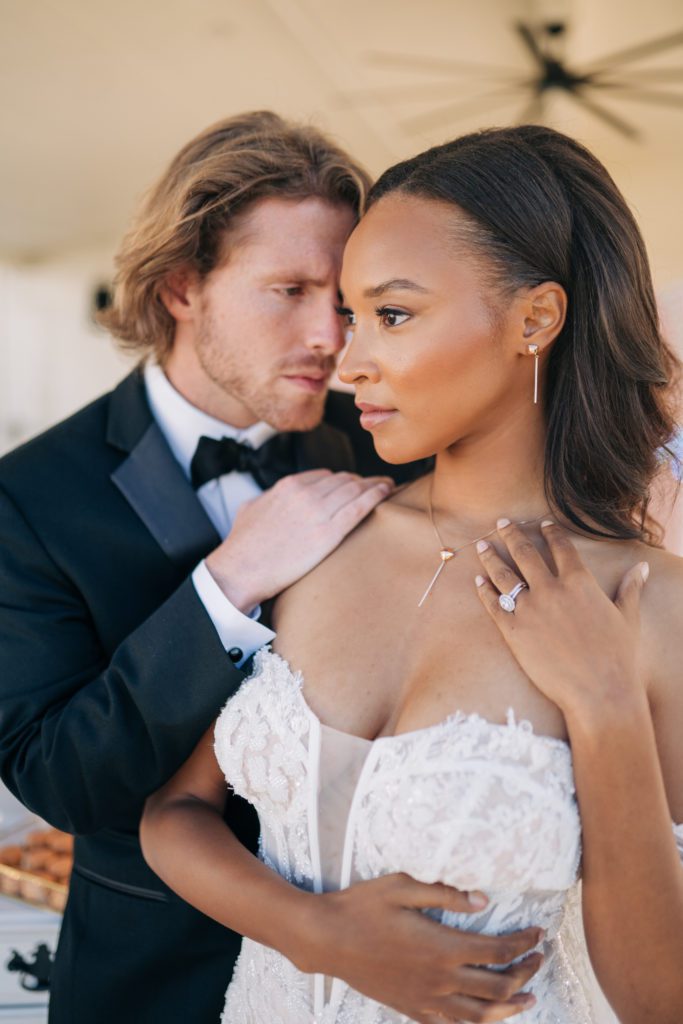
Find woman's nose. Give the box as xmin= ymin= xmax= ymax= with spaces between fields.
xmin=337 ymin=329 xmax=380 ymax=385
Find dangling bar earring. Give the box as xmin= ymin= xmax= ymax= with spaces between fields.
xmin=527 ymin=343 xmax=539 ymax=404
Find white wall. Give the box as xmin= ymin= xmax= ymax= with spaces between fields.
xmin=0 ymin=251 xmax=133 ymax=455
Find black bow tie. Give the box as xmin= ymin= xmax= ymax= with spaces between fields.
xmin=190 ymin=433 xmax=298 ymax=491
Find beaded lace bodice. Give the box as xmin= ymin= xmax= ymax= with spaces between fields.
xmin=214 ymin=649 xmax=683 ymax=1024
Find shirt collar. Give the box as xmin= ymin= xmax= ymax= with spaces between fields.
xmin=144 ymin=363 xmax=278 ymax=480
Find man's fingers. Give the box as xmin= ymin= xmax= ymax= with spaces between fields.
xmin=280 ymin=468 xmax=334 ymax=486
xmin=303 ymin=470 xmax=359 ymax=498
xmin=325 ymin=476 xmax=389 ymax=510
xmin=330 ymin=479 xmax=394 ymax=531
xmin=323 ymin=473 xmax=394 ymax=503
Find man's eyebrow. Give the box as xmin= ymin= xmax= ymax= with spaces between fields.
xmin=363 ymin=279 xmax=430 ymax=298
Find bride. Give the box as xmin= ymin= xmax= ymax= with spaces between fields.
xmin=140 ymin=125 xmax=683 ymax=1023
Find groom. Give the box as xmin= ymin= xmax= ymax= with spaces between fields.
xmin=0 ymin=112 xmax=542 ymax=1023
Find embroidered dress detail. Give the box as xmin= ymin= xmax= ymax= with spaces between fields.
xmin=214 ymin=649 xmax=682 ymax=1024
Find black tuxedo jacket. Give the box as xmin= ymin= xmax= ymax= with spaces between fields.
xmin=0 ymin=369 xmax=427 ymax=1024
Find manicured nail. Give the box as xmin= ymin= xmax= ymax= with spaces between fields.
xmin=497 ymin=518 xmax=511 ymax=529
xmin=640 ymin=561 xmax=650 ymax=581
xmin=468 ymin=891 xmax=488 ymax=909
xmin=541 ymin=519 xmax=554 ymax=528
xmin=476 ymin=540 xmax=489 ymax=553
xmin=475 ymin=574 xmax=486 ymax=587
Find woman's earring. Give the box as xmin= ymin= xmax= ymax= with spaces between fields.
xmin=527 ymin=343 xmax=539 ymax=405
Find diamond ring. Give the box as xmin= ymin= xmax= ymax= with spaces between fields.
xmin=498 ymin=581 xmax=529 ymax=613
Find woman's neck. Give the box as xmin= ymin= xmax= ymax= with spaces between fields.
xmin=429 ymin=411 xmax=548 ymax=540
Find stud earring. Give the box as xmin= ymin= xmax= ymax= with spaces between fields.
xmin=527 ymin=343 xmax=539 ymax=405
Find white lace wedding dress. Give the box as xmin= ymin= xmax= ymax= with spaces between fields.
xmin=214 ymin=649 xmax=683 ymax=1024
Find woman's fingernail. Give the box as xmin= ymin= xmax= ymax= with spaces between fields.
xmin=541 ymin=519 xmax=554 ymax=528
xmin=640 ymin=561 xmax=650 ymax=581
xmin=475 ymin=574 xmax=486 ymax=587
xmin=476 ymin=540 xmax=489 ymax=553
xmin=497 ymin=518 xmax=511 ymax=529
xmin=468 ymin=891 xmax=488 ymax=909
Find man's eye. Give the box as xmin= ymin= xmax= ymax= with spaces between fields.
xmin=282 ymin=286 xmax=304 ymax=297
xmin=376 ymin=306 xmax=410 ymax=328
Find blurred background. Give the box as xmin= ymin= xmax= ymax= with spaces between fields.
xmin=1 ymin=0 xmax=683 ymax=456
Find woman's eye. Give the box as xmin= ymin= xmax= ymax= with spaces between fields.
xmin=377 ymin=306 xmax=410 ymax=328
xmin=282 ymin=286 xmax=304 ymax=297
xmin=335 ymin=306 xmax=356 ymax=327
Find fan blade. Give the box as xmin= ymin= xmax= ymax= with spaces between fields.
xmin=334 ymin=79 xmax=526 ymax=108
xmin=363 ymin=50 xmax=521 ymax=78
xmin=517 ymin=93 xmax=545 ymax=124
xmin=593 ymin=67 xmax=683 ymax=83
xmin=571 ymin=90 xmax=639 ymax=138
xmin=515 ymin=22 xmax=548 ymax=69
xmin=591 ymin=85 xmax=683 ymax=109
xmin=584 ymin=28 xmax=683 ymax=73
xmin=401 ymin=88 xmax=521 ymax=133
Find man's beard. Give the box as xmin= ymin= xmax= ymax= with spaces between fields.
xmin=196 ymin=316 xmax=334 ymax=432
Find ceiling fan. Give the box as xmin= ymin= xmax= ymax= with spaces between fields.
xmin=355 ymin=22 xmax=683 ymax=140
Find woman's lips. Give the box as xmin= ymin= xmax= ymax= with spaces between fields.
xmin=355 ymin=403 xmax=397 ymax=430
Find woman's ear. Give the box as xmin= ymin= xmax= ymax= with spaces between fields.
xmin=159 ymin=269 xmax=202 ymax=324
xmin=521 ymin=282 xmax=567 ymax=352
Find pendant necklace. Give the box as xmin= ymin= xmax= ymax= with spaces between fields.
xmin=418 ymin=479 xmax=548 ymax=608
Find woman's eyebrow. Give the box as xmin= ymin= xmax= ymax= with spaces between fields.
xmin=363 ymin=278 xmax=430 ymax=298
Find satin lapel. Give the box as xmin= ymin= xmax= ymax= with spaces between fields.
xmin=108 ymin=370 xmax=220 ymax=564
xmin=292 ymin=421 xmax=356 ymax=473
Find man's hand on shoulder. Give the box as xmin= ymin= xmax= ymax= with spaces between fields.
xmin=205 ymin=469 xmax=394 ymax=612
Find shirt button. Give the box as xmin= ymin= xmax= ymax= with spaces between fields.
xmin=228 ymin=647 xmax=243 ymax=664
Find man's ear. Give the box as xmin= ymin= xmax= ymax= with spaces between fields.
xmin=159 ymin=270 xmax=201 ymax=324
xmin=520 ymin=282 xmax=567 ymax=353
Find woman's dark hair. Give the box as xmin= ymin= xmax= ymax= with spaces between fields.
xmin=368 ymin=125 xmax=679 ymax=544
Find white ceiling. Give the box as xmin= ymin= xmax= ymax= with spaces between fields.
xmin=2 ymin=0 xmax=683 ymax=283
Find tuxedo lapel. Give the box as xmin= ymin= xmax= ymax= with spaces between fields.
xmin=108 ymin=370 xmax=220 ymax=563
xmin=106 ymin=371 xmax=356 ymax=562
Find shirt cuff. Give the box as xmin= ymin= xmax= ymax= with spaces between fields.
xmin=192 ymin=560 xmax=276 ymax=667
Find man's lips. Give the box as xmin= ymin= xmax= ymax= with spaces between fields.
xmin=355 ymin=402 xmax=397 ymax=430
xmin=281 ymin=371 xmax=330 ymax=393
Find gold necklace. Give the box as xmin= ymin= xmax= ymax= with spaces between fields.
xmin=418 ymin=480 xmax=548 ymax=608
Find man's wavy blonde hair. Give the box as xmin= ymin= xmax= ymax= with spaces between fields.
xmin=100 ymin=111 xmax=371 ymax=361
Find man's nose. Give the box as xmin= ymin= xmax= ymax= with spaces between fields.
xmin=304 ymin=301 xmax=346 ymax=356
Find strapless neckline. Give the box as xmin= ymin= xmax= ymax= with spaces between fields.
xmin=266 ymin=648 xmax=572 ymax=752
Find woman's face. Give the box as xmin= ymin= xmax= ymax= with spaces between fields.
xmin=338 ymin=193 xmax=532 ymax=464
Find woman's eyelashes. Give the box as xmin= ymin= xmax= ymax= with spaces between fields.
xmin=333 ymin=304 xmax=411 ymax=329
xmin=376 ymin=306 xmax=410 ymax=328
xmin=335 ymin=305 xmax=356 ymax=326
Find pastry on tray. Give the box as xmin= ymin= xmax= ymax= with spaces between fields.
xmin=0 ymin=826 xmax=73 ymax=912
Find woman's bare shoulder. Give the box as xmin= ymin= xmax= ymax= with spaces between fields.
xmin=271 ymin=478 xmax=428 ymax=638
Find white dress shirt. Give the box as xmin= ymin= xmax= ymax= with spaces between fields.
xmin=144 ymin=363 xmax=276 ymax=664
